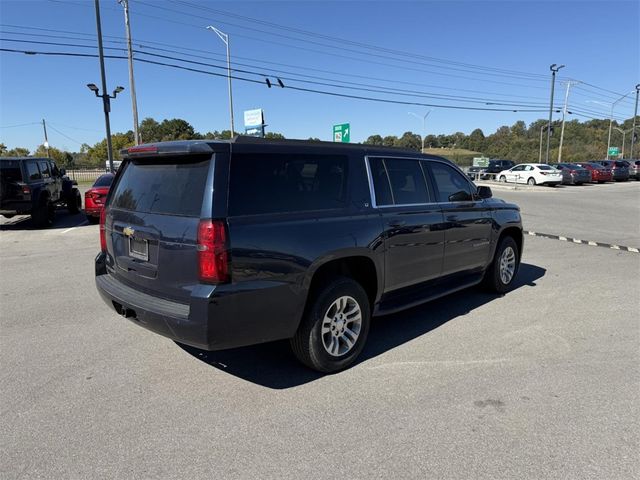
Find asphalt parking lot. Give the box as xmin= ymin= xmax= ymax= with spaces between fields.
xmin=1 ymin=182 xmax=639 ymax=479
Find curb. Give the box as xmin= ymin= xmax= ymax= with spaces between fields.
xmin=525 ymin=230 xmax=640 ymax=254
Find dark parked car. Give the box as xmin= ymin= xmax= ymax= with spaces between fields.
xmin=95 ymin=138 xmax=523 ymax=372
xmin=85 ymin=173 xmax=114 ymax=223
xmin=621 ymin=159 xmax=640 ymax=180
xmin=482 ymin=159 xmax=516 ymax=179
xmin=574 ymin=162 xmax=613 ymax=183
xmin=465 ymin=165 xmax=486 ymax=180
xmin=0 ymin=157 xmax=81 ymax=226
xmin=551 ymin=163 xmax=592 ymax=185
xmin=596 ymin=160 xmax=629 ymax=181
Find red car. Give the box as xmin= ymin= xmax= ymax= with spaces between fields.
xmin=85 ymin=173 xmax=114 ymax=223
xmin=574 ymin=162 xmax=612 ymax=183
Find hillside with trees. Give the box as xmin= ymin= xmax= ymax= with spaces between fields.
xmin=2 ymin=115 xmax=638 ymax=168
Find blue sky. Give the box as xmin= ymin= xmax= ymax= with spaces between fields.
xmin=1 ymin=0 xmax=638 ymax=152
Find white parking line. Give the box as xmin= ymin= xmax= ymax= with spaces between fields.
xmin=61 ymin=220 xmax=89 ymax=234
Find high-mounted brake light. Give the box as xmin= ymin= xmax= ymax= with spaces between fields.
xmin=197 ymin=220 xmax=229 ymax=283
xmin=99 ymin=208 xmax=107 ymax=252
xmin=127 ymin=145 xmax=158 ymax=154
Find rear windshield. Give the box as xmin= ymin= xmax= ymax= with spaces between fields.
xmin=0 ymin=161 xmax=23 ymax=182
xmin=228 ymin=153 xmax=348 ymax=216
xmin=614 ymin=161 xmax=626 ymax=167
xmin=93 ymin=174 xmax=114 ymax=187
xmin=110 ymin=156 xmax=210 ymax=216
xmin=537 ymin=165 xmax=554 ymax=170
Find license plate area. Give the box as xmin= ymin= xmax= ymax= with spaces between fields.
xmin=128 ymin=237 xmax=149 ymax=261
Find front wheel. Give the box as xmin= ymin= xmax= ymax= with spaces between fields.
xmin=290 ymin=277 xmax=371 ymax=373
xmin=482 ymin=236 xmax=520 ymax=294
xmin=499 ymin=175 xmax=506 ymax=183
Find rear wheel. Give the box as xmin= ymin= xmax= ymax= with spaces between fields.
xmin=527 ymin=177 xmax=536 ymax=186
xmin=32 ymin=197 xmax=54 ymax=228
xmin=67 ymin=189 xmax=81 ymax=214
xmin=482 ymin=236 xmax=520 ymax=294
xmin=290 ymin=277 xmax=370 ymax=373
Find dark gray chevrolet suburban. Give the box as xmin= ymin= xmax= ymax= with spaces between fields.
xmin=95 ymin=137 xmax=523 ymax=372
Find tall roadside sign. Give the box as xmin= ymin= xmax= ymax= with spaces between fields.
xmin=333 ymin=123 xmax=350 ymax=143
xmin=244 ymin=108 xmax=265 ymax=137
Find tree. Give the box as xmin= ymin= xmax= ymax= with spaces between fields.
xmin=0 ymin=143 xmax=6 ymax=155
xmin=32 ymin=145 xmax=73 ymax=166
xmin=395 ymin=131 xmax=421 ymax=150
xmin=139 ymin=117 xmax=162 ymax=143
xmin=159 ymin=118 xmax=196 ymax=141
xmin=264 ymin=132 xmax=285 ymax=139
xmin=85 ymin=132 xmax=135 ymax=166
xmin=382 ymin=135 xmax=398 ymax=147
xmin=363 ymin=134 xmax=383 ymax=146
xmin=5 ymin=147 xmax=30 ymax=157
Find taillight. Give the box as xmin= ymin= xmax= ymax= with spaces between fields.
xmin=570 ymin=170 xmax=576 ymax=174
xmin=99 ymin=208 xmax=107 ymax=252
xmin=22 ymin=185 xmax=30 ymax=195
xmin=197 ymin=220 xmax=229 ymax=283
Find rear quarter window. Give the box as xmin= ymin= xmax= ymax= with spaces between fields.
xmin=0 ymin=160 xmax=24 ymax=182
xmin=228 ymin=153 xmax=348 ymax=216
xmin=110 ymin=156 xmax=210 ymax=216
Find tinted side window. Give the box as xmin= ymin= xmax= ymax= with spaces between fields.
xmin=93 ymin=174 xmax=114 ymax=187
xmin=368 ymin=157 xmax=393 ymax=206
xmin=428 ymin=162 xmax=473 ymax=202
xmin=38 ymin=161 xmax=51 ymax=178
xmin=26 ymin=161 xmax=42 ymax=181
xmin=228 ymin=153 xmax=348 ymax=216
xmin=381 ymin=158 xmax=429 ymax=205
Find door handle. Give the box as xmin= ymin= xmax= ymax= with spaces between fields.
xmin=388 ymin=219 xmax=406 ymax=228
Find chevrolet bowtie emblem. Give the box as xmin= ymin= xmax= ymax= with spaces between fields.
xmin=123 ymin=226 xmax=135 ymax=237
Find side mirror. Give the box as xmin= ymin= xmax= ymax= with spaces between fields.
xmin=477 ymin=186 xmax=492 ymax=199
xmin=448 ymin=190 xmax=473 ymax=202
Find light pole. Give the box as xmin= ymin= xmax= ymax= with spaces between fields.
xmin=539 ymin=123 xmax=550 ymax=163
xmin=606 ymin=92 xmax=633 ymax=159
xmin=546 ymin=64 xmax=565 ymax=164
xmin=206 ymin=25 xmax=235 ymax=137
xmin=613 ymin=127 xmax=632 ymax=159
xmin=118 ymin=0 xmax=140 ymax=145
xmin=408 ymin=110 xmax=431 ymax=152
xmin=557 ymin=80 xmax=578 ymax=163
xmin=630 ymin=84 xmax=640 ymax=159
xmin=87 ymin=83 xmax=124 ymax=172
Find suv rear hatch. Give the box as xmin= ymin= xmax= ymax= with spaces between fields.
xmin=0 ymin=160 xmax=28 ymax=210
xmin=105 ymin=150 xmax=214 ymax=303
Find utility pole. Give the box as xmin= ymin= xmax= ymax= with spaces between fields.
xmin=93 ymin=0 xmax=114 ymax=173
xmin=630 ymin=84 xmax=640 ymax=159
xmin=557 ymin=80 xmax=578 ymax=163
xmin=118 ymin=0 xmax=140 ymax=145
xmin=42 ymin=119 xmax=50 ymax=158
xmin=546 ymin=64 xmax=565 ymax=164
xmin=206 ymin=26 xmax=235 ymax=136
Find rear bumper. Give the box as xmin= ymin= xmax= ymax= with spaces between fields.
xmin=95 ymin=253 xmax=303 ymax=351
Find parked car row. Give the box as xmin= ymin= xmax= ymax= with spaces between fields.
xmin=466 ymin=159 xmax=640 ymax=186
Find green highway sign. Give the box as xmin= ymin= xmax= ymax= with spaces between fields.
xmin=333 ymin=123 xmax=350 ymax=143
xmin=608 ymin=147 xmax=619 ymax=156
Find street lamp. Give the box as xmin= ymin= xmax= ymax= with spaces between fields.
xmin=546 ymin=64 xmax=565 ymax=164
xmin=408 ymin=110 xmax=431 ymax=152
xmin=613 ymin=127 xmax=632 ymax=159
xmin=630 ymin=84 xmax=640 ymax=159
xmin=588 ymin=91 xmax=634 ymax=159
xmin=539 ymin=123 xmax=551 ymax=163
xmin=87 ymin=83 xmax=124 ymax=172
xmin=206 ymin=25 xmax=235 ymax=137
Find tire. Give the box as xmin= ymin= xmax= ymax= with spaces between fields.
xmin=499 ymin=175 xmax=506 ymax=183
xmin=67 ymin=189 xmax=81 ymax=214
xmin=482 ymin=236 xmax=520 ymax=294
xmin=32 ymin=197 xmax=54 ymax=228
xmin=527 ymin=177 xmax=536 ymax=186
xmin=290 ymin=277 xmax=371 ymax=373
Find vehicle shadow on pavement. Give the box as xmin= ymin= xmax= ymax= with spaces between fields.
xmin=177 ymin=263 xmax=546 ymax=389
xmin=0 ymin=209 xmax=91 ymax=231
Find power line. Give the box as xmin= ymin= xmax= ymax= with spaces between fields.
xmin=46 ymin=123 xmax=85 ymax=145
xmin=0 ymin=122 xmax=41 ymax=128
xmin=0 ymin=47 xmax=557 ymax=113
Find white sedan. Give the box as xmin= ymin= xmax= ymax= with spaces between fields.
xmin=497 ymin=163 xmax=563 ymax=186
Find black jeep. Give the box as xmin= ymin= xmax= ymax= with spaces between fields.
xmin=0 ymin=157 xmax=82 ymax=227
